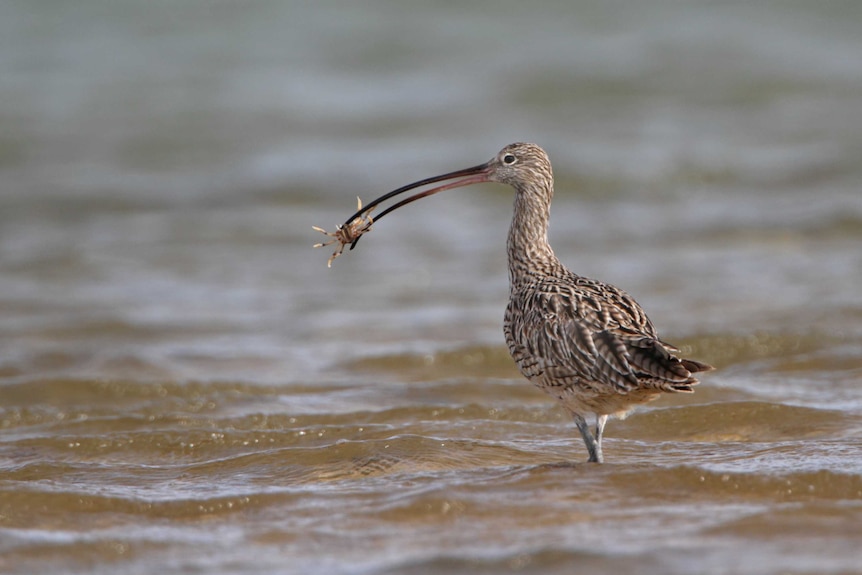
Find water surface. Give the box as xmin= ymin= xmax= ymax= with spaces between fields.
xmin=1 ymin=1 xmax=861 ymax=574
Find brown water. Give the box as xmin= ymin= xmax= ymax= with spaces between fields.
xmin=2 ymin=1 xmax=862 ymax=574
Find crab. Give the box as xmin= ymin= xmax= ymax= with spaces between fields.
xmin=313 ymin=197 xmax=374 ymax=267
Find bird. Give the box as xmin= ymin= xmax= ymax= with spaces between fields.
xmin=320 ymin=142 xmax=713 ymax=463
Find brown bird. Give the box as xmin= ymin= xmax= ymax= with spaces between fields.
xmin=324 ymin=142 xmax=713 ymax=463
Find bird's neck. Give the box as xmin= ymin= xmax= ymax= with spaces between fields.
xmin=506 ymin=187 xmax=559 ymax=285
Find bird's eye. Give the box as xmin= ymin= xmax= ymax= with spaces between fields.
xmin=502 ymin=153 xmax=517 ymax=165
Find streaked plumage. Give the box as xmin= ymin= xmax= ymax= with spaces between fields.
xmin=498 ymin=143 xmax=712 ymax=462
xmin=323 ymin=142 xmax=713 ymax=463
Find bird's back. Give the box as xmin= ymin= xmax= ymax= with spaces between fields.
xmin=503 ymin=267 xmax=711 ymax=417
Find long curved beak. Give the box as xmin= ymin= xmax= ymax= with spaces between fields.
xmin=341 ymin=160 xmax=494 ymax=249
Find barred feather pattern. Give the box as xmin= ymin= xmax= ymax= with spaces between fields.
xmin=495 ymin=143 xmax=712 ymax=422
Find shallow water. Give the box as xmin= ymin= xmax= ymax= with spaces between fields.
xmin=2 ymin=1 xmax=862 ymax=574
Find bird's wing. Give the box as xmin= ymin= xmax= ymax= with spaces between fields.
xmin=518 ymin=279 xmax=705 ymax=393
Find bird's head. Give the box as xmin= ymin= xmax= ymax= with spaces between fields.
xmin=335 ymin=142 xmax=554 ymax=246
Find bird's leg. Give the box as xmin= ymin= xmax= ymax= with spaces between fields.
xmin=573 ymin=413 xmax=603 ymax=463
xmin=594 ymin=414 xmax=608 ymax=463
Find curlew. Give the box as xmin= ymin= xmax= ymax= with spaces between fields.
xmin=315 ymin=143 xmax=713 ymax=463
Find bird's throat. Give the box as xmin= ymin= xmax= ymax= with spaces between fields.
xmin=506 ymin=191 xmax=558 ymax=283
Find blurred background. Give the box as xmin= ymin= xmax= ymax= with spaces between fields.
xmin=1 ymin=1 xmax=861 ymax=574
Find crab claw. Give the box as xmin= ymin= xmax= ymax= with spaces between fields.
xmin=312 ymin=197 xmax=374 ymax=267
